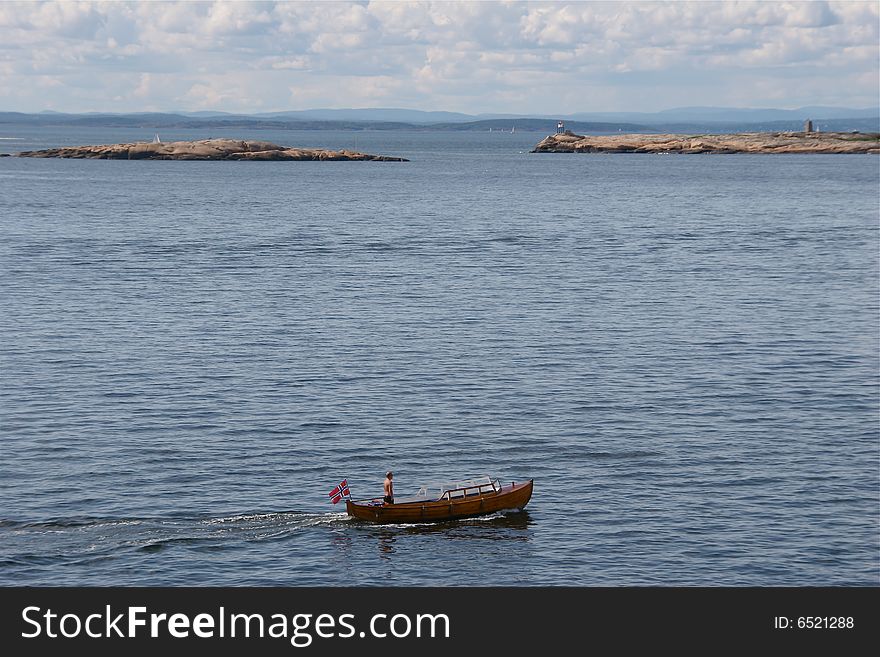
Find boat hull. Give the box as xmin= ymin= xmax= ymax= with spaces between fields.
xmin=345 ymin=480 xmax=533 ymax=524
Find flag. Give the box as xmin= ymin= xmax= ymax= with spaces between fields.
xmin=328 ymin=479 xmax=350 ymax=504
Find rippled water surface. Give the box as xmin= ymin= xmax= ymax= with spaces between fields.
xmin=1 ymin=129 xmax=877 ymax=585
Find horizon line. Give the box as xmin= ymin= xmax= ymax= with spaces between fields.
xmin=3 ymin=104 xmax=880 ymax=117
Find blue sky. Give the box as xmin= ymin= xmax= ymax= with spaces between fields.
xmin=1 ymin=1 xmax=877 ymax=114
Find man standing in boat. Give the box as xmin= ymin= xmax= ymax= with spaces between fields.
xmin=383 ymin=471 xmax=394 ymax=505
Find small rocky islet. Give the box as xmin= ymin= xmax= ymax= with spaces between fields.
xmin=12 ymin=138 xmax=408 ymax=161
xmin=532 ymin=131 xmax=880 ymax=154
xmin=9 ymin=132 xmax=878 ymax=160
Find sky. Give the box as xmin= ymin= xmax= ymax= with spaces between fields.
xmin=0 ymin=0 xmax=877 ymax=115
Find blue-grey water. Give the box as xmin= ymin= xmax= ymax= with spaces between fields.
xmin=0 ymin=128 xmax=877 ymax=586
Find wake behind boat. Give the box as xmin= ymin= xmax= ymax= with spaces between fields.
xmin=340 ymin=476 xmax=533 ymax=524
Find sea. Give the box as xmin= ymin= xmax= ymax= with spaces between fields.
xmin=0 ymin=127 xmax=877 ymax=586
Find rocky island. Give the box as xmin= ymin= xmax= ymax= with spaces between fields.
xmin=532 ymin=131 xmax=880 ymax=154
xmin=14 ymin=138 xmax=408 ymax=161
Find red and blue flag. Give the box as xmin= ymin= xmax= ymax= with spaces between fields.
xmin=328 ymin=479 xmax=350 ymax=504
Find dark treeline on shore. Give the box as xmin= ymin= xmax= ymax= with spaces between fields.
xmin=1 ymin=111 xmax=878 ymax=134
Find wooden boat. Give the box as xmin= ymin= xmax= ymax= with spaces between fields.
xmin=345 ymin=476 xmax=533 ymax=524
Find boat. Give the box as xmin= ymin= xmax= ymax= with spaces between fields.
xmin=345 ymin=476 xmax=533 ymax=524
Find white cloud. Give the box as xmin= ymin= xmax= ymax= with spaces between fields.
xmin=0 ymin=1 xmax=875 ymax=113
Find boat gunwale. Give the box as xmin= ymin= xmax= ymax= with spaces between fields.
xmin=346 ymin=479 xmax=532 ymax=511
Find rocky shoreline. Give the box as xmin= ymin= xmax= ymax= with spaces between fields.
xmin=14 ymin=138 xmax=408 ymax=161
xmin=532 ymin=131 xmax=880 ymax=154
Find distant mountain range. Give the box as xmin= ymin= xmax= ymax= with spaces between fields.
xmin=158 ymin=106 xmax=880 ymax=124
xmin=2 ymin=106 xmax=877 ymax=133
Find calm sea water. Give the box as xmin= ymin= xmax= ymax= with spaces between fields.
xmin=0 ymin=128 xmax=877 ymax=586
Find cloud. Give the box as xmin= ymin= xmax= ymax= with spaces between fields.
xmin=0 ymin=1 xmax=876 ymax=113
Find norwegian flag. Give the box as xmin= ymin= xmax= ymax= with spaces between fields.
xmin=328 ymin=479 xmax=350 ymax=504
